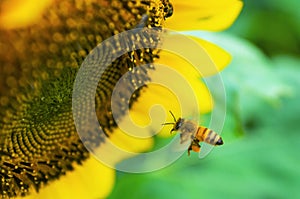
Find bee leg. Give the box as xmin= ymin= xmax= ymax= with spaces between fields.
xmin=188 ymin=144 xmax=193 ymax=156
xmin=190 ymin=134 xmax=195 ymax=140
xmin=192 ymin=142 xmax=201 ymax=153
xmin=187 ymin=139 xmax=201 ymax=156
xmin=170 ymin=128 xmax=175 ymax=134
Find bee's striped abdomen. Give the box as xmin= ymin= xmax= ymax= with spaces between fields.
xmin=196 ymin=127 xmax=223 ymax=146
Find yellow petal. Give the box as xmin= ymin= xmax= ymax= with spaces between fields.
xmin=188 ymin=36 xmax=232 ymax=72
xmin=131 ymin=84 xmax=182 ymax=124
xmin=89 ymin=121 xmax=154 ymax=167
xmin=109 ymin=127 xmax=154 ymax=155
xmin=153 ymin=53 xmax=213 ymax=111
xmin=165 ymin=0 xmax=243 ymax=31
xmin=160 ymin=34 xmax=231 ymax=76
xmin=130 ymin=84 xmax=182 ymax=138
xmin=128 ymin=55 xmax=214 ymax=137
xmin=136 ymin=83 xmax=211 ymax=138
xmin=20 ymin=156 xmax=115 ymax=199
xmin=0 ymin=0 xmax=52 ymax=29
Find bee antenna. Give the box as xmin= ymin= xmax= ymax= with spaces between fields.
xmin=169 ymin=111 xmax=177 ymax=122
xmin=161 ymin=122 xmax=175 ymax=126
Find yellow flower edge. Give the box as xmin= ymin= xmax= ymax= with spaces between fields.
xmin=19 ymin=156 xmax=115 ymax=199
xmin=189 ymin=35 xmax=232 ymax=74
xmin=0 ymin=0 xmax=52 ymax=29
xmin=165 ymin=0 xmax=243 ymax=31
xmin=159 ymin=34 xmax=232 ymax=77
xmin=129 ymin=82 xmax=212 ymax=138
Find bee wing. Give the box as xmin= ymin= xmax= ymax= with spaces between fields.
xmin=171 ymin=132 xmax=192 ymax=152
xmin=198 ymin=143 xmax=214 ymax=158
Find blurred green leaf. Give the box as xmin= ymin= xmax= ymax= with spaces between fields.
xmin=227 ymin=0 xmax=300 ymax=56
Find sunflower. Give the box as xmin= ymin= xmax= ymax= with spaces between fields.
xmin=0 ymin=0 xmax=243 ymax=198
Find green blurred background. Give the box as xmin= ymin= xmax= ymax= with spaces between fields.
xmin=108 ymin=0 xmax=300 ymax=198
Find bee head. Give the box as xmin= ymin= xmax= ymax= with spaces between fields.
xmin=171 ymin=118 xmax=184 ymax=132
xmin=161 ymin=111 xmax=184 ymax=133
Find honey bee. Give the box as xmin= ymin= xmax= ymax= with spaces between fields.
xmin=162 ymin=111 xmax=223 ymax=156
